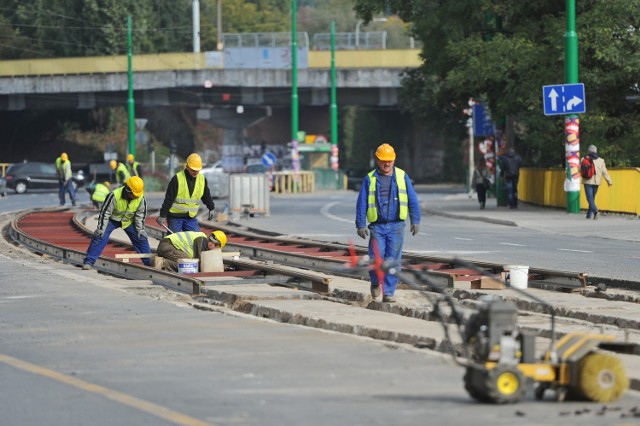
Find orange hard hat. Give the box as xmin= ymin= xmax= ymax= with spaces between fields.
xmin=375 ymin=143 xmax=396 ymax=161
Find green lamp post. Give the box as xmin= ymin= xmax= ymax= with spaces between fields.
xmin=565 ymin=0 xmax=580 ymax=213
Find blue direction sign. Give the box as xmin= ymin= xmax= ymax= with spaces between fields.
xmin=472 ymin=103 xmax=494 ymax=136
xmin=542 ymin=83 xmax=586 ymax=116
xmin=261 ymin=152 xmax=276 ymax=168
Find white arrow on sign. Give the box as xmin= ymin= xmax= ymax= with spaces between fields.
xmin=548 ymin=89 xmax=559 ymax=111
xmin=566 ymin=96 xmax=583 ymax=111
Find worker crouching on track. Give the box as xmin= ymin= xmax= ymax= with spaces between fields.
xmin=82 ymin=176 xmax=151 ymax=270
xmin=86 ymin=181 xmax=111 ymax=209
xmin=156 ymin=230 xmax=227 ymax=272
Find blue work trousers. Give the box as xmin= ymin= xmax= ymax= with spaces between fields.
xmin=59 ymin=180 xmax=76 ymax=206
xmin=168 ymin=216 xmax=200 ymax=233
xmin=584 ymin=184 xmax=599 ymax=218
xmin=83 ymin=220 xmax=151 ymax=266
xmin=368 ymin=221 xmax=406 ymax=297
xmin=505 ymin=176 xmax=519 ymax=208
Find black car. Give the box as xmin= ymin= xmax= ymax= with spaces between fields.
xmin=345 ymin=168 xmax=370 ymax=192
xmin=4 ymin=161 xmax=85 ymax=194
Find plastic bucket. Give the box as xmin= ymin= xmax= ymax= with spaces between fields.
xmin=177 ymin=258 xmax=199 ymax=274
xmin=504 ymin=265 xmax=529 ymax=289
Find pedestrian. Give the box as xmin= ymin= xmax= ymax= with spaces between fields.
xmin=81 ymin=176 xmax=151 ymax=269
xmin=55 ymin=152 xmax=76 ymax=206
xmin=110 ymin=159 xmax=131 ymax=187
xmin=127 ymin=154 xmax=143 ymax=178
xmin=582 ymin=144 xmax=612 ymax=220
xmin=86 ymin=181 xmax=111 ymax=209
xmin=156 ymin=230 xmax=227 ymax=272
xmin=156 ymin=153 xmax=216 ymax=233
xmin=499 ymin=147 xmax=522 ymax=209
xmin=355 ymin=143 xmax=421 ymax=303
xmin=473 ymin=158 xmax=491 ymax=209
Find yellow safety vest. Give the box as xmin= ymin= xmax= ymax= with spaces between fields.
xmin=91 ymin=183 xmax=110 ymax=203
xmin=169 ymin=170 xmax=205 ymax=218
xmin=55 ymin=157 xmax=72 ymax=180
xmin=165 ymin=231 xmax=207 ymax=258
xmin=129 ymin=161 xmax=141 ymax=177
xmin=366 ymin=167 xmax=408 ymax=223
xmin=115 ymin=162 xmax=131 ymax=184
xmin=110 ymin=187 xmax=143 ymax=229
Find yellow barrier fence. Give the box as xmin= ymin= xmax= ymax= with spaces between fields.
xmin=272 ymin=171 xmax=314 ymax=194
xmin=519 ymin=167 xmax=640 ymax=216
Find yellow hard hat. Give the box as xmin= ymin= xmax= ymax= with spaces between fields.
xmin=375 ymin=143 xmax=396 ymax=161
xmin=209 ymin=230 xmax=227 ymax=249
xmin=103 ymin=181 xmax=111 ymax=189
xmin=109 ymin=160 xmax=117 ymax=170
xmin=127 ymin=154 xmax=134 ymax=162
xmin=186 ymin=153 xmax=203 ymax=171
xmin=60 ymin=152 xmax=68 ymax=161
xmin=125 ymin=176 xmax=144 ymax=197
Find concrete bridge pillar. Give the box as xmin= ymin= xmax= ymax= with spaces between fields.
xmin=204 ymin=106 xmax=271 ymax=172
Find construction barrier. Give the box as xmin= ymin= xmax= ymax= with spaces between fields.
xmin=519 ymin=167 xmax=640 ymax=216
xmin=272 ymin=171 xmax=314 ymax=194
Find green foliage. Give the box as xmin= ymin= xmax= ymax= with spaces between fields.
xmin=353 ymin=0 xmax=640 ymax=166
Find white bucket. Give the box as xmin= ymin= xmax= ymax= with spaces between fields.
xmin=504 ymin=265 xmax=529 ymax=289
xmin=178 ymin=258 xmax=199 ymax=274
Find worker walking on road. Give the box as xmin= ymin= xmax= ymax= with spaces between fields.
xmin=110 ymin=159 xmax=131 ymax=187
xmin=156 ymin=230 xmax=227 ymax=272
xmin=82 ymin=176 xmax=151 ymax=269
xmin=55 ymin=152 xmax=76 ymax=206
xmin=156 ymin=153 xmax=216 ymax=233
xmin=127 ymin=154 xmax=143 ymax=178
xmin=355 ymin=143 xmax=421 ymax=303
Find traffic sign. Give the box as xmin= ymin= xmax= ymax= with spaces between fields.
xmin=542 ymin=83 xmax=586 ymax=116
xmin=261 ymin=152 xmax=276 ymax=168
xmin=472 ymin=103 xmax=494 ymax=136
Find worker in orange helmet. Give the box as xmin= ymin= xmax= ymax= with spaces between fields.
xmin=82 ymin=176 xmax=151 ymax=270
xmin=126 ymin=154 xmax=143 ymax=178
xmin=355 ymin=143 xmax=421 ymax=303
xmin=55 ymin=152 xmax=77 ymax=206
xmin=156 ymin=153 xmax=216 ymax=233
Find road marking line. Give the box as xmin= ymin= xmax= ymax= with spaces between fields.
xmin=0 ymin=353 xmax=212 ymax=426
xmin=320 ymin=202 xmax=352 ymax=223
xmin=453 ymin=237 xmax=473 ymax=241
xmin=557 ymin=248 xmax=593 ymax=253
xmin=498 ymin=242 xmax=526 ymax=247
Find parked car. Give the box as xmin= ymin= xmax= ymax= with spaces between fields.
xmin=4 ymin=161 xmax=85 ymax=194
xmin=0 ymin=175 xmax=6 ymax=197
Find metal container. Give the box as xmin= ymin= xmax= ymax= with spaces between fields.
xmin=229 ymin=173 xmax=270 ymax=217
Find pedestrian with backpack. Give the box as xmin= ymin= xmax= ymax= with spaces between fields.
xmin=582 ymin=145 xmax=612 ymax=220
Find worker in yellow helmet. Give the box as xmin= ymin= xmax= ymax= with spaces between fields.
xmin=355 ymin=143 xmax=421 ymax=303
xmin=156 ymin=230 xmax=227 ymax=272
xmin=54 ymin=152 xmax=77 ymax=206
xmin=126 ymin=154 xmax=143 ymax=178
xmin=82 ymin=176 xmax=151 ymax=270
xmin=110 ymin=159 xmax=131 ymax=186
xmin=156 ymin=153 xmax=216 ymax=233
xmin=88 ymin=181 xmax=111 ymax=209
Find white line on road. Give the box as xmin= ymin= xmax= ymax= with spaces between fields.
xmin=453 ymin=237 xmax=473 ymax=241
xmin=557 ymin=248 xmax=593 ymax=253
xmin=498 ymin=242 xmax=526 ymax=247
xmin=320 ymin=202 xmax=353 ymax=223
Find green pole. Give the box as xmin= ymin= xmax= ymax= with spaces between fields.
xmin=565 ymin=0 xmax=580 ymax=213
xmin=330 ymin=22 xmax=338 ymax=146
xmin=127 ymin=16 xmax=135 ymax=157
xmin=291 ymin=0 xmax=298 ymax=141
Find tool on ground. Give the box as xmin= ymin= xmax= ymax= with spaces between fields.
xmin=161 ymin=223 xmax=173 ymax=234
xmin=341 ymin=253 xmax=637 ymax=404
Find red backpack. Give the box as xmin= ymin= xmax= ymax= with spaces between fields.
xmin=580 ymin=156 xmax=595 ymax=179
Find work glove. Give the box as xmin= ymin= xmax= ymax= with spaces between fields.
xmin=410 ymin=224 xmax=420 ymax=236
xmin=93 ymin=229 xmax=104 ymax=239
xmin=356 ymin=228 xmax=369 ymax=240
xmin=207 ymin=210 xmax=214 ymax=221
xmin=156 ymin=216 xmax=166 ymax=226
xmin=137 ymin=229 xmax=148 ymax=240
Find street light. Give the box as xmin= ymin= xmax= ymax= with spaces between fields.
xmin=355 ymin=17 xmax=387 ymax=49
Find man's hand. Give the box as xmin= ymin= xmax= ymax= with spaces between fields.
xmin=207 ymin=210 xmax=214 ymax=221
xmin=137 ymin=229 xmax=148 ymax=240
xmin=93 ymin=229 xmax=104 ymax=239
xmin=410 ymin=224 xmax=420 ymax=236
xmin=356 ymin=228 xmax=369 ymax=239
xmin=156 ymin=216 xmax=166 ymax=226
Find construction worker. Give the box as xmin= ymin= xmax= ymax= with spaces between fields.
xmin=110 ymin=159 xmax=131 ymax=187
xmin=127 ymin=154 xmax=143 ymax=178
xmin=156 ymin=153 xmax=216 ymax=233
xmin=87 ymin=181 xmax=111 ymax=209
xmin=156 ymin=230 xmax=227 ymax=272
xmin=82 ymin=176 xmax=151 ymax=270
xmin=55 ymin=152 xmax=77 ymax=206
xmin=355 ymin=143 xmax=421 ymax=303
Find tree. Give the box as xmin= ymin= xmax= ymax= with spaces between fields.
xmin=353 ymin=0 xmax=640 ymax=166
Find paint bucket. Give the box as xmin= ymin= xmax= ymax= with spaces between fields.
xmin=177 ymin=258 xmax=199 ymax=274
xmin=504 ymin=265 xmax=529 ymax=289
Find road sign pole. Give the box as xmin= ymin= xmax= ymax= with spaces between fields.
xmin=564 ymin=0 xmax=580 ymax=213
